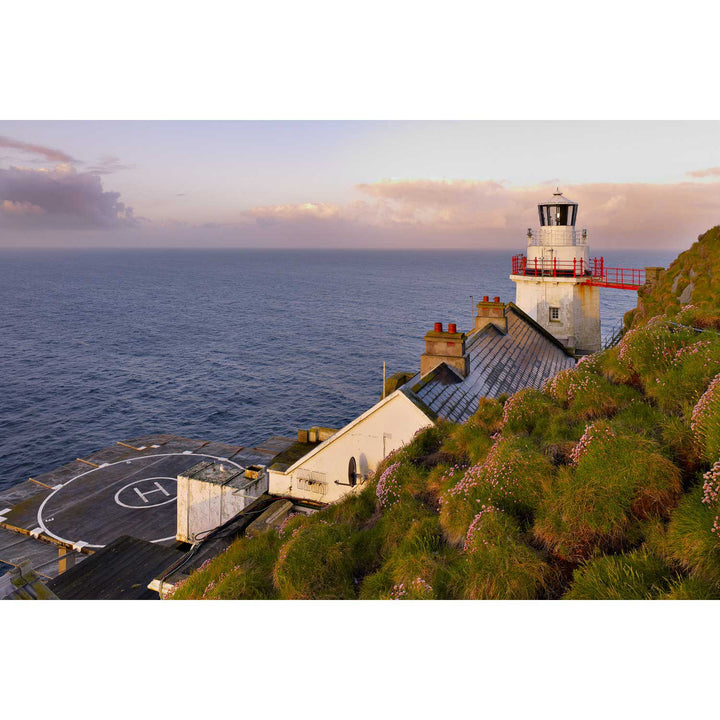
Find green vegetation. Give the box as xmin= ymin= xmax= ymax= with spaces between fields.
xmin=171 ymin=226 xmax=720 ymax=600
xmin=564 ymin=549 xmax=676 ymax=600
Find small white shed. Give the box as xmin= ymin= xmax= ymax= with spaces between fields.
xmin=176 ymin=460 xmax=267 ymax=543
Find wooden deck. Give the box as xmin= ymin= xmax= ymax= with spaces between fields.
xmin=0 ymin=433 xmax=294 ymax=590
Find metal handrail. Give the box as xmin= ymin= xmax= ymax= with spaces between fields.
xmin=511 ymin=254 xmax=645 ymax=289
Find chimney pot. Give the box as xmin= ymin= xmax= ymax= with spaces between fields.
xmin=482 ymin=295 xmax=489 ymax=302
xmin=448 ymin=323 xmax=457 ymax=333
xmin=434 ymin=322 xmax=443 ymax=332
xmin=493 ymin=296 xmax=500 ymax=303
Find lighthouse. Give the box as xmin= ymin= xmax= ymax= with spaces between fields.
xmin=510 ymin=190 xmax=601 ymax=356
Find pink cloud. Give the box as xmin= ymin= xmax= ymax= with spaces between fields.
xmin=686 ymin=167 xmax=720 ymax=178
xmin=245 ymin=202 xmax=341 ymax=225
xmin=0 ymin=135 xmax=75 ymax=163
xmin=1 ymin=199 xmax=45 ymax=216
xmin=346 ymin=179 xmax=720 ymax=247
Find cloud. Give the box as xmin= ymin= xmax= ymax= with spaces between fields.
xmin=2 ymin=174 xmax=718 ymax=250
xmin=1 ymin=200 xmax=45 ymax=216
xmin=86 ymin=155 xmax=134 ymax=174
xmin=686 ymin=167 xmax=720 ymax=178
xmin=235 ymin=178 xmax=720 ymax=250
xmin=0 ymin=164 xmax=135 ymax=229
xmin=0 ymin=135 xmax=75 ymax=163
xmin=245 ymin=201 xmax=341 ymax=225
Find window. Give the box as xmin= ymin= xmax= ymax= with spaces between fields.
xmin=549 ymin=307 xmax=560 ymax=322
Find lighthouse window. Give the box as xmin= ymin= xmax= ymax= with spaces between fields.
xmin=549 ymin=307 xmax=560 ymax=321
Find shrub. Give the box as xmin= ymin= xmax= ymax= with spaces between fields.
xmin=647 ymin=336 xmax=720 ymax=413
xmin=501 ymin=388 xmax=558 ymax=435
xmin=543 ymin=363 xmax=600 ymax=406
xmin=664 ymin=482 xmax=720 ymax=586
xmin=273 ymin=521 xmax=355 ymax=599
xmin=376 ymin=461 xmax=403 ymax=509
xmin=564 ymin=549 xmax=675 ymax=600
xmin=390 ymin=576 xmax=435 ymax=599
xmin=403 ymin=422 xmax=450 ymax=460
xmin=673 ymin=303 xmax=720 ymax=332
xmin=439 ymin=436 xmax=554 ymax=545
xmin=357 ymin=514 xmax=461 ymax=599
xmin=659 ymin=415 xmax=702 ymax=472
xmin=616 ymin=319 xmax=699 ymax=392
xmin=575 ymin=434 xmax=681 ymax=520
xmin=473 ymin=397 xmax=505 ymax=434
xmin=358 ymin=567 xmax=395 ymax=599
xmin=170 ymin=529 xmax=281 ymax=600
xmin=567 ymin=376 xmax=637 ymax=422
xmin=372 ymin=498 xmax=438 ymax=560
xmin=610 ymin=401 xmax=665 ymax=441
xmin=568 ymin=420 xmax=616 ymax=465
xmin=458 ymin=508 xmax=555 ymax=600
xmin=690 ymin=372 xmax=720 ymax=462
xmin=534 ymin=435 xmax=681 ymax=562
xmin=440 ymin=421 xmax=493 ymax=465
xmin=322 ymin=481 xmax=378 ymax=527
xmin=659 ymin=575 xmax=720 ymax=600
xmin=599 ymin=345 xmax=637 ymax=385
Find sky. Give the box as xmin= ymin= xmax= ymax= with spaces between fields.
xmin=1 ymin=120 xmax=719 ymax=251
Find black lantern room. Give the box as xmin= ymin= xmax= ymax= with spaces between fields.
xmin=538 ymin=189 xmax=578 ymax=227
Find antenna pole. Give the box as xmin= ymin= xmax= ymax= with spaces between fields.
xmin=470 ymin=295 xmax=474 ymax=327
xmin=382 ymin=361 xmax=386 ymax=399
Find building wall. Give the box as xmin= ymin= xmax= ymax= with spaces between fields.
xmin=512 ymin=276 xmax=600 ymax=354
xmin=525 ymin=243 xmax=589 ymax=268
xmin=268 ymin=392 xmax=433 ymax=504
xmin=176 ymin=474 xmax=266 ymax=543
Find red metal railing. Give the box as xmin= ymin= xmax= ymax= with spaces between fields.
xmin=511 ymin=254 xmax=645 ymax=290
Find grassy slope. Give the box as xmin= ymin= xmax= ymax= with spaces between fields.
xmin=172 ymin=227 xmax=720 ymax=600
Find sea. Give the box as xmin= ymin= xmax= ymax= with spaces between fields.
xmin=0 ymin=248 xmax=677 ymax=493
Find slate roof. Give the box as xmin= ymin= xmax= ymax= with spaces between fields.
xmin=404 ymin=303 xmax=576 ymax=424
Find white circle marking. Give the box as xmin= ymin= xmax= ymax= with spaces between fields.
xmin=37 ymin=452 xmax=242 ymax=548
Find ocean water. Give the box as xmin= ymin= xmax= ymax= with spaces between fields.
xmin=0 ymin=248 xmax=676 ymax=492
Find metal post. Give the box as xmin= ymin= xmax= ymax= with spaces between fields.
xmin=382 ymin=361 xmax=386 ymax=399
xmin=534 ymin=257 xmax=538 ymax=276
xmin=553 ymin=257 xmax=557 ymax=277
xmin=573 ymin=257 xmax=576 ymax=276
xmin=470 ymin=295 xmax=474 ymax=327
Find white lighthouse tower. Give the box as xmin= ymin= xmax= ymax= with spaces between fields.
xmin=510 ymin=190 xmax=601 ymax=355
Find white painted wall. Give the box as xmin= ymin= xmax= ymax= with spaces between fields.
xmin=525 ymin=243 xmax=589 ymax=268
xmin=176 ymin=473 xmax=266 ymax=543
xmin=512 ymin=275 xmax=600 ymax=354
xmin=268 ymin=391 xmax=433 ymax=504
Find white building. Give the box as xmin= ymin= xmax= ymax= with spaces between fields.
xmin=268 ymin=300 xmax=575 ymax=504
xmin=510 ymin=190 xmax=601 ymax=355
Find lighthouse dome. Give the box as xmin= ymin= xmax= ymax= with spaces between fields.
xmin=538 ymin=189 xmax=578 ymax=227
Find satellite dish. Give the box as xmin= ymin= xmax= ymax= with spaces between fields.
xmin=348 ymin=457 xmax=357 ymax=487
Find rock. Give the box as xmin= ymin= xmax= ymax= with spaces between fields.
xmin=679 ymin=282 xmax=695 ymax=304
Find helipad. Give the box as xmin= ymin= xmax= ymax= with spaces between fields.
xmin=37 ymin=453 xmax=242 ymax=548
xmin=0 ymin=433 xmax=294 ymax=581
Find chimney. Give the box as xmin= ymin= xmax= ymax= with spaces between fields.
xmin=474 ymin=296 xmax=507 ymax=334
xmin=420 ymin=322 xmax=468 ymax=378
xmin=644 ymin=266 xmax=664 ymax=287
